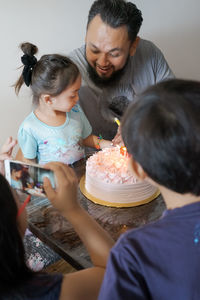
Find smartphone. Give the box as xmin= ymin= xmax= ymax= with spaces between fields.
xmin=4 ymin=159 xmax=55 ymax=197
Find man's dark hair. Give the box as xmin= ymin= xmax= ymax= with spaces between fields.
xmin=121 ymin=79 xmax=200 ymax=196
xmin=87 ymin=0 xmax=143 ymax=42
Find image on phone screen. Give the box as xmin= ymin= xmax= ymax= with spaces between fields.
xmin=4 ymin=160 xmax=55 ymax=197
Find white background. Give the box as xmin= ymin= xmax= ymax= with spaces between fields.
xmin=0 ymin=0 xmax=199 ymax=150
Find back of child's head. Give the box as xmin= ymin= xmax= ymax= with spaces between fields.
xmin=0 ymin=174 xmax=33 ymax=294
xmin=15 ymin=42 xmax=80 ymax=104
xmin=121 ymin=79 xmax=200 ymax=196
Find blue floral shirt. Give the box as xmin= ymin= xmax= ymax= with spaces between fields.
xmin=18 ymin=104 xmax=92 ymax=165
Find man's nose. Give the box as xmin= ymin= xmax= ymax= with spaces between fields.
xmin=97 ymin=53 xmax=109 ymax=66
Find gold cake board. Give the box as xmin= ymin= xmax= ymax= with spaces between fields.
xmin=80 ymin=175 xmax=160 ymax=208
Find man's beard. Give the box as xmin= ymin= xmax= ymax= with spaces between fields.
xmin=86 ymin=56 xmax=130 ymax=88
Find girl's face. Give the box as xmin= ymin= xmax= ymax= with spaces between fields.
xmin=11 ymin=169 xmax=23 ymax=180
xmin=51 ymin=75 xmax=81 ymax=112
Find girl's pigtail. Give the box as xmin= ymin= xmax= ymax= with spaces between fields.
xmin=14 ymin=42 xmax=38 ymax=95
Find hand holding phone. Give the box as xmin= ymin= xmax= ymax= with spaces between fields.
xmin=4 ymin=160 xmax=55 ymax=197
xmin=43 ymin=162 xmax=79 ymax=215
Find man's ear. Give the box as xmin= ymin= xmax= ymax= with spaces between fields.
xmin=129 ymin=36 xmax=140 ymax=57
xmin=129 ymin=156 xmax=147 ymax=180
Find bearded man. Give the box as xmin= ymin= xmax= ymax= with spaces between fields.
xmin=69 ymin=0 xmax=174 ymax=140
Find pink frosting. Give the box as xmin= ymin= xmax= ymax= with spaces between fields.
xmin=86 ymin=147 xmax=137 ymax=184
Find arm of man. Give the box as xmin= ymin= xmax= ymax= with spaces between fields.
xmin=152 ymin=42 xmax=175 ymax=82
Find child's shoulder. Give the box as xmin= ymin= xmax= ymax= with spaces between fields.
xmin=19 ymin=112 xmax=40 ymax=131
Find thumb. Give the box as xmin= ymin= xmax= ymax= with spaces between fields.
xmin=43 ymin=176 xmax=56 ymax=200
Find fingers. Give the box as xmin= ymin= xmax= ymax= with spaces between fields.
xmin=0 ymin=137 xmax=17 ymax=156
xmin=112 ymin=127 xmax=124 ymax=146
xmin=112 ymin=137 xmax=120 ymax=146
xmin=43 ymin=162 xmax=79 ymax=213
xmin=44 ymin=161 xmax=75 ymax=176
xmin=43 ymin=162 xmax=78 ymax=188
xmin=45 ymin=162 xmax=76 ymax=179
xmin=108 ymin=142 xmax=114 ymax=148
xmin=7 ymin=140 xmax=17 ymax=156
xmin=43 ymin=177 xmax=56 ymax=201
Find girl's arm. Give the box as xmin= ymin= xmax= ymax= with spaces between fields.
xmin=82 ymin=134 xmax=113 ymax=150
xmin=15 ymin=148 xmax=36 ymax=164
xmin=43 ymin=162 xmax=114 ymax=300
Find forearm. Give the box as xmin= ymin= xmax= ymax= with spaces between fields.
xmin=61 ymin=267 xmax=105 ymax=300
xmin=63 ymin=206 xmax=114 ymax=268
xmin=83 ymin=134 xmax=112 ymax=149
xmin=82 ymin=134 xmax=99 ymax=149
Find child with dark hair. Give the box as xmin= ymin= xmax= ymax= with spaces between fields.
xmin=99 ymin=79 xmax=200 ymax=299
xmin=10 ymin=162 xmax=23 ymax=189
xmin=15 ymin=42 xmax=112 ymax=165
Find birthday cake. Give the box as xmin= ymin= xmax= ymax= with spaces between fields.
xmin=82 ymin=147 xmax=159 ymax=207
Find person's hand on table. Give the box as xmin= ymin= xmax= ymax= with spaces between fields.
xmin=43 ymin=162 xmax=79 ymax=216
xmin=0 ymin=137 xmax=17 ymax=175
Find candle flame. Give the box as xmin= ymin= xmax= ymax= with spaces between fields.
xmin=120 ymin=146 xmax=127 ymax=156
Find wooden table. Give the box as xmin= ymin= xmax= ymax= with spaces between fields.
xmin=26 ymin=160 xmax=166 ymax=270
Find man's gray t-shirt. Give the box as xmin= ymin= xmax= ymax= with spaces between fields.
xmin=69 ymin=39 xmax=174 ymax=140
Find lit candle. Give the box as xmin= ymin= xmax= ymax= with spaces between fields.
xmin=114 ymin=117 xmax=120 ymax=126
xmin=120 ymin=146 xmax=127 ymax=156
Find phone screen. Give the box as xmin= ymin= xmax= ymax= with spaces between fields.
xmin=4 ymin=160 xmax=55 ymax=197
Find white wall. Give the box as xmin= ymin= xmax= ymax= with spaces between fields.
xmin=0 ymin=0 xmax=200 ymax=150
xmin=133 ymin=0 xmax=200 ymax=80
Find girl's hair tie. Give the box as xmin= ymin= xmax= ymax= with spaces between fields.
xmin=21 ymin=54 xmax=37 ymax=86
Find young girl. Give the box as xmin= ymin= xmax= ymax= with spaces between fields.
xmin=15 ymin=42 xmax=112 ymax=165
xmin=10 ymin=162 xmax=23 ymax=189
